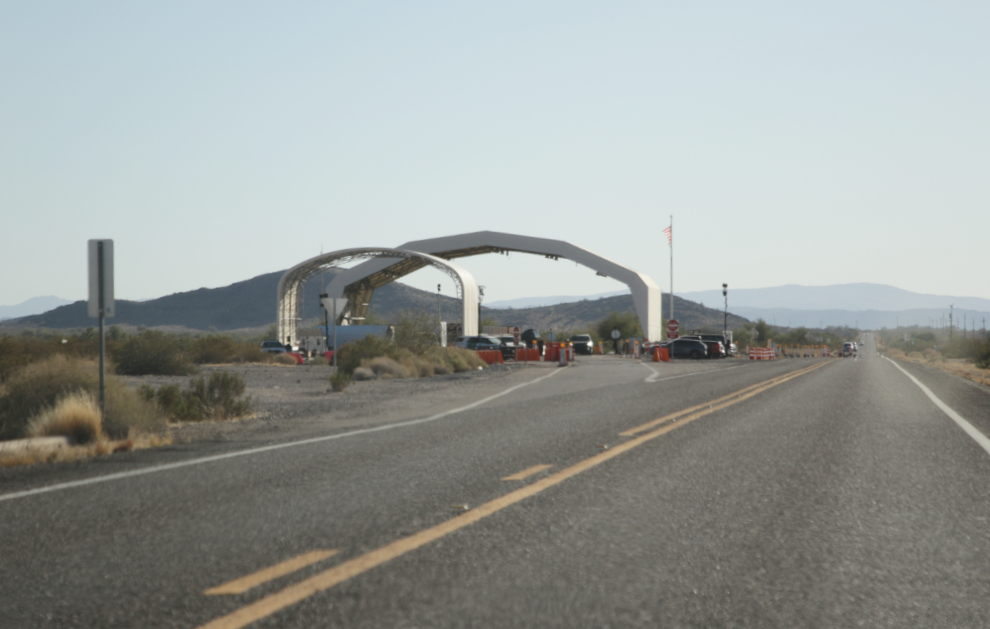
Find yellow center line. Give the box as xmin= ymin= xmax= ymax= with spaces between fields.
xmin=204 ymin=550 xmax=340 ymax=596
xmin=501 ymin=464 xmax=553 ymax=481
xmin=619 ymin=361 xmax=828 ymax=437
xmin=195 ymin=360 xmax=830 ymax=629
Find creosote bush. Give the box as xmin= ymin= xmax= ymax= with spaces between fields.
xmin=113 ymin=330 xmax=195 ymax=376
xmin=141 ymin=371 xmax=251 ymax=422
xmin=329 ymin=369 xmax=351 ymax=391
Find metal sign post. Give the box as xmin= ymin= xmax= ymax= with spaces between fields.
xmin=321 ymin=297 xmax=348 ymax=372
xmin=88 ymin=240 xmax=114 ymax=419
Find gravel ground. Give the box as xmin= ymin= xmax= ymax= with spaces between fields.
xmin=121 ymin=361 xmax=558 ymax=444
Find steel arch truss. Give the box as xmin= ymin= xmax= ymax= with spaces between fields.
xmin=325 ymin=231 xmax=663 ymax=341
xmin=277 ymin=248 xmax=478 ymax=344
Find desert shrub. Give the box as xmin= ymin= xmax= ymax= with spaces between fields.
xmin=908 ymin=351 xmax=924 ymax=360
xmin=191 ymin=335 xmax=269 ymax=364
xmin=352 ymin=367 xmax=376 ymax=381
xmin=0 ymin=355 xmax=165 ymax=441
xmin=329 ymin=369 xmax=351 ymax=391
xmin=272 ymin=354 xmax=298 ymax=365
xmin=113 ymin=330 xmax=194 ymax=376
xmin=336 ymin=335 xmax=397 ymax=375
xmin=595 ymin=312 xmax=642 ymax=343
xmin=365 ymin=356 xmax=411 ymax=379
xmin=0 ymin=333 xmax=101 ymax=382
xmin=393 ymin=310 xmax=439 ymax=354
xmin=424 ymin=346 xmax=486 ymax=373
xmin=27 ymin=390 xmax=102 ymax=444
xmin=143 ymin=372 xmax=251 ymax=421
xmin=885 ymin=348 xmax=905 ymax=360
xmin=398 ymin=353 xmax=434 ymax=378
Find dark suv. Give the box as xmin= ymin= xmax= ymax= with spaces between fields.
xmin=569 ymin=334 xmax=594 ymax=355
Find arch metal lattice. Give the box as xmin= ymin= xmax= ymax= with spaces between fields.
xmin=324 ymin=231 xmax=663 ymax=341
xmin=277 ymin=248 xmax=477 ymax=344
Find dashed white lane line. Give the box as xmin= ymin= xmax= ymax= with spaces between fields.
xmin=886 ymin=357 xmax=990 ymax=457
xmin=0 ymin=369 xmax=564 ymax=504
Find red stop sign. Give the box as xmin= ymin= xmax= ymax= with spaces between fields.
xmin=513 ymin=326 xmax=521 ymax=344
xmin=667 ymin=319 xmax=680 ymax=339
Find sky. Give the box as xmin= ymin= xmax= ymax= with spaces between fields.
xmin=2 ymin=1 xmax=988 ymax=308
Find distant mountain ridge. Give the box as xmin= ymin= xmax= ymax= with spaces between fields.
xmin=0 ymin=296 xmax=73 ymax=321
xmin=1 ymin=272 xmax=744 ymax=335
xmin=680 ymin=283 xmax=990 ymax=312
xmin=486 ymin=290 xmax=629 ymax=310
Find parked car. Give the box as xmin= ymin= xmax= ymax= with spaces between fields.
xmin=260 ymin=340 xmax=287 ymax=354
xmin=664 ymin=338 xmax=709 ymax=359
xmin=682 ymin=335 xmax=726 ymax=359
xmin=569 ymin=334 xmax=595 ymax=355
xmin=460 ymin=335 xmax=503 ymax=351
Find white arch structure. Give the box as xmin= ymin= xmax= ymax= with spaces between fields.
xmin=325 ymin=231 xmax=663 ymax=341
xmin=276 ymin=248 xmax=478 ymax=344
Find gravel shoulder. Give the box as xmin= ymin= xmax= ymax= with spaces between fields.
xmin=122 ymin=362 xmax=562 ymax=444
xmin=121 ymin=356 xmax=752 ymax=446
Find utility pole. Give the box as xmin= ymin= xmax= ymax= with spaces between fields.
xmin=478 ymin=286 xmax=485 ymax=334
xmin=437 ymin=284 xmax=441 ymax=327
xmin=949 ymin=305 xmax=954 ymax=341
xmin=722 ymin=283 xmax=728 ymax=336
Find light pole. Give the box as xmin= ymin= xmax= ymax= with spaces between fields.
xmin=436 ymin=284 xmax=441 ymax=326
xmin=722 ymin=283 xmax=728 ymax=336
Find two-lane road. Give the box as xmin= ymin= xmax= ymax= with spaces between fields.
xmin=2 ymin=347 xmax=989 ymax=627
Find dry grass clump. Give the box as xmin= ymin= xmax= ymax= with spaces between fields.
xmin=0 ymin=355 xmax=164 ymax=441
xmin=27 ymin=390 xmax=102 ymax=444
xmin=271 ymin=354 xmax=299 ymax=365
xmin=365 ymin=357 xmax=411 ymax=379
xmin=0 ymin=432 xmax=173 ymax=468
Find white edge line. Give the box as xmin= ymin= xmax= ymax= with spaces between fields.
xmin=885 ymin=357 xmax=990 ymax=456
xmin=0 ymin=369 xmax=564 ymax=503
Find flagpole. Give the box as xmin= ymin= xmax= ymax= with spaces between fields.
xmin=670 ymin=214 xmax=674 ymax=328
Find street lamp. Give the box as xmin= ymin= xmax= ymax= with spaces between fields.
xmin=722 ymin=283 xmax=728 ymax=335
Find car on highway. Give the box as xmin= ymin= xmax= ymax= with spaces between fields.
xmin=260 ymin=340 xmax=287 ymax=354
xmin=569 ymin=334 xmax=595 ymax=355
xmin=842 ymin=342 xmax=856 ymax=357
xmin=663 ymin=338 xmax=709 ymax=359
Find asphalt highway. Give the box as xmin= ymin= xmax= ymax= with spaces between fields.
xmin=3 ymin=337 xmax=990 ymax=628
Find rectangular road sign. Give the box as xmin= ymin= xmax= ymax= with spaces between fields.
xmin=87 ymin=239 xmax=114 ymax=318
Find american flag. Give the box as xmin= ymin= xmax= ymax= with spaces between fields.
xmin=663 ymin=225 xmax=672 ymax=245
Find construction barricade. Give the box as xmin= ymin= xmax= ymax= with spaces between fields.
xmin=748 ymin=347 xmax=775 ymax=361
xmin=476 ymin=350 xmax=504 ymax=365
xmin=514 ymin=348 xmax=540 ymax=362
xmin=652 ymin=347 xmax=670 ymax=362
xmin=544 ymin=342 xmax=561 ymax=363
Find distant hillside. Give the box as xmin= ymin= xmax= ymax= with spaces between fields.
xmin=2 ymin=270 xmax=464 ymax=332
xmin=3 ymin=271 xmax=747 ymax=335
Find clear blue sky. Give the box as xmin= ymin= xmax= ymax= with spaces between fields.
xmin=2 ymin=1 xmax=988 ymax=307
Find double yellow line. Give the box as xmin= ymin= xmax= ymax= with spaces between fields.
xmin=619 ymin=360 xmax=829 ymax=437
xmin=197 ymin=360 xmax=830 ymax=629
